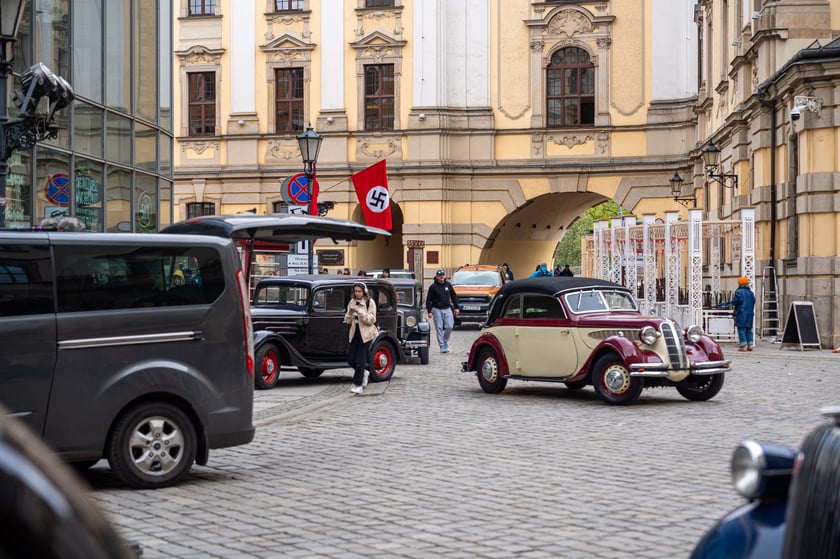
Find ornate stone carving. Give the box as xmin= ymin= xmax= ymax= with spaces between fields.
xmin=358 ymin=136 xmax=398 ymax=159
xmin=531 ymin=133 xmax=544 ymax=156
xmin=270 ymin=49 xmax=304 ymax=63
xmin=181 ymin=141 xmax=219 ymax=154
xmin=176 ymin=46 xmax=225 ymax=66
xmin=596 ymin=131 xmax=610 ymax=154
xmin=597 ymin=37 xmax=612 ymax=49
xmin=548 ymin=9 xmax=593 ymax=37
xmin=267 ymin=140 xmax=301 ymax=161
xmin=265 ymin=14 xmax=308 ymax=42
xmin=547 ymin=134 xmax=594 ymax=149
xmin=363 ymin=45 xmax=395 ymax=61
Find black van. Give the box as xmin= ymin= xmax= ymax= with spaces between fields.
xmin=0 ymin=231 xmax=255 ymax=489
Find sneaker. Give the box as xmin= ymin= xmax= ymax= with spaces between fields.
xmin=363 ymin=369 xmax=370 ymax=387
xmin=440 ymin=345 xmax=447 ymax=353
xmin=442 ymin=345 xmax=450 ymax=353
xmin=350 ymin=385 xmax=363 ymax=394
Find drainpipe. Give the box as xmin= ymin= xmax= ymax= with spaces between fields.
xmin=757 ymin=89 xmax=776 ymax=266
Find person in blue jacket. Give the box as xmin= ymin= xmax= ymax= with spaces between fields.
xmin=727 ymin=276 xmax=756 ymax=351
xmin=528 ymin=262 xmax=552 ymax=278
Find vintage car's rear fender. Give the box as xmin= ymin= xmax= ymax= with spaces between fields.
xmin=690 ymin=500 xmax=786 ymax=559
xmin=465 ymin=332 xmax=510 ymax=376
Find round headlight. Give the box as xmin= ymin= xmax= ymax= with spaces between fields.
xmin=406 ymin=315 xmax=417 ymax=327
xmin=686 ymin=324 xmax=703 ymax=343
xmin=731 ymin=441 xmax=765 ymax=499
xmin=639 ymin=326 xmax=659 ymax=346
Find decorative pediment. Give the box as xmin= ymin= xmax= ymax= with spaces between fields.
xmin=175 ymin=45 xmax=225 ymax=65
xmin=261 ymin=33 xmax=312 ymax=51
xmin=351 ymin=30 xmax=406 ymax=51
xmin=548 ymin=8 xmax=593 ymax=37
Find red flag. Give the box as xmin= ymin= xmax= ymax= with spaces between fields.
xmin=308 ymin=163 xmax=320 ymax=215
xmin=351 ymin=160 xmax=392 ymax=230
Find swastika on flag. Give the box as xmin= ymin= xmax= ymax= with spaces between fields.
xmin=365 ymin=186 xmax=390 ymax=213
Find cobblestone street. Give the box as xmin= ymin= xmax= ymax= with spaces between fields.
xmin=87 ymin=330 xmax=839 ymax=558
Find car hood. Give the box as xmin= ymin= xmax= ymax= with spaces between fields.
xmin=453 ymin=285 xmax=500 ymax=295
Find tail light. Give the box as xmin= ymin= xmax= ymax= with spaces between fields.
xmin=236 ymin=268 xmax=255 ymax=378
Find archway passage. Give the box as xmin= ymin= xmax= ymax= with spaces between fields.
xmin=482 ymin=192 xmax=609 ymax=279
xmin=353 ymin=202 xmax=404 ymax=275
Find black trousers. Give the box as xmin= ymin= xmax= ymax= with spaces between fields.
xmin=347 ymin=329 xmax=370 ymax=386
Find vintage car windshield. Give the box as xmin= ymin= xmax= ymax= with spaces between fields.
xmin=254 ymin=283 xmax=309 ymax=308
xmin=563 ymin=289 xmax=638 ymax=314
xmin=394 ymin=286 xmax=415 ymax=307
xmin=452 ymin=271 xmax=499 ymax=285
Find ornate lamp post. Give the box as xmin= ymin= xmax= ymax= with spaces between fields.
xmin=669 ymin=170 xmax=697 ymax=208
xmin=297 ymin=123 xmax=323 ymax=273
xmin=0 ymin=0 xmax=26 ymax=228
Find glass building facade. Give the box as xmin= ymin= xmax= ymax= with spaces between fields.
xmin=5 ymin=0 xmax=173 ymax=232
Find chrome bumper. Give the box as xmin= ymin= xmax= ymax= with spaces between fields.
xmin=629 ymin=359 xmax=732 ymax=377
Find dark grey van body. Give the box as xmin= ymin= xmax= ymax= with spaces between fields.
xmin=0 ymin=232 xmax=255 ymax=489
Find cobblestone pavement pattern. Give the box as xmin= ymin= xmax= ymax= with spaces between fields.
xmin=86 ymin=330 xmax=840 ymax=558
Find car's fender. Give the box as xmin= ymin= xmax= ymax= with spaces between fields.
xmin=690 ymin=500 xmax=786 ymax=559
xmin=253 ymin=331 xmax=305 ymax=365
xmin=465 ymin=332 xmax=511 ymax=376
xmin=372 ymin=329 xmax=407 ymax=362
xmin=691 ymin=335 xmax=727 ymax=361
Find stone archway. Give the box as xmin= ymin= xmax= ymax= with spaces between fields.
xmin=352 ymin=202 xmax=404 ymax=274
xmin=480 ymin=191 xmax=609 ymax=279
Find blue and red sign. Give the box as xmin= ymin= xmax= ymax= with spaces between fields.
xmin=285 ymin=173 xmax=310 ymax=205
xmin=45 ymin=174 xmax=71 ymax=205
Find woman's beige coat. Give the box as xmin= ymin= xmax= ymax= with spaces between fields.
xmin=344 ymin=296 xmax=378 ymax=343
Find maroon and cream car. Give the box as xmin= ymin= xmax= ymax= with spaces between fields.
xmin=461 ymin=277 xmax=731 ymax=405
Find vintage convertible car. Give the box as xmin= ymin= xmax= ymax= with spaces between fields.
xmin=384 ymin=277 xmax=431 ymax=364
xmin=250 ymin=275 xmax=405 ymax=389
xmin=461 ymin=277 xmax=731 ymax=405
xmin=690 ymin=407 xmax=840 ymax=559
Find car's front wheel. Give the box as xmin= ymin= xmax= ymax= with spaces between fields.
xmin=255 ymin=344 xmax=281 ymax=389
xmin=369 ymin=340 xmax=396 ymax=381
xmin=106 ymin=402 xmax=197 ymax=489
xmin=676 ymin=373 xmax=725 ymax=401
xmin=418 ymin=346 xmax=430 ymax=365
xmin=592 ymin=353 xmax=642 ymax=405
xmin=476 ymin=348 xmax=506 ymax=394
xmin=299 ymin=367 xmax=324 ymax=378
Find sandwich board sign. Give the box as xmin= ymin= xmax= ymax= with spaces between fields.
xmin=779 ymin=301 xmax=821 ymax=351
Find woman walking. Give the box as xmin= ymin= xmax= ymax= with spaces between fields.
xmin=344 ymin=282 xmax=377 ymax=393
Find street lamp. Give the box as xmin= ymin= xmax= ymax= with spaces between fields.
xmin=0 ymin=0 xmax=27 ymax=228
xmin=669 ymin=171 xmax=697 ymax=208
xmin=701 ymin=140 xmax=738 ymax=190
xmin=297 ymin=123 xmax=323 ymax=273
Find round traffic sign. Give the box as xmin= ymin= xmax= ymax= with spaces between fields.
xmin=286 ymin=173 xmax=310 ymax=205
xmin=45 ymin=174 xmax=71 ymax=205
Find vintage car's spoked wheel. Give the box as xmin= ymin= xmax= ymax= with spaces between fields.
xmin=676 ymin=373 xmax=725 ymax=401
xmin=106 ymin=402 xmax=197 ymax=489
xmin=476 ymin=348 xmax=507 ymax=394
xmin=299 ymin=367 xmax=324 ymax=378
xmin=255 ymin=344 xmax=281 ymax=389
xmin=592 ymin=353 xmax=642 ymax=405
xmin=369 ymin=341 xmax=396 ymax=381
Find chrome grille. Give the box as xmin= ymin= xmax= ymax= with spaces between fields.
xmin=458 ymin=294 xmax=491 ymax=304
xmin=660 ymin=321 xmax=687 ymax=369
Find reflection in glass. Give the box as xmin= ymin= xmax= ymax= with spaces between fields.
xmin=160 ymin=134 xmax=172 ymax=176
xmin=34 ymin=0 xmax=70 ymax=81
xmin=106 ymin=0 xmax=131 ymax=111
xmin=135 ymin=0 xmax=157 ymax=122
xmin=160 ymin=0 xmax=173 ymax=129
xmin=136 ymin=123 xmax=157 ymax=172
xmin=35 ymin=147 xmax=71 ymax=226
xmin=74 ymin=160 xmax=104 ymax=232
xmin=74 ymin=102 xmax=104 ymax=158
xmin=159 ymin=179 xmax=172 ymax=227
xmin=5 ymin=151 xmax=32 ymax=228
xmin=135 ymin=173 xmax=158 ymax=233
xmin=73 ymin=0 xmax=103 ymax=102
xmin=106 ymin=112 xmax=132 ymax=166
xmin=106 ymin=166 xmax=131 ymax=232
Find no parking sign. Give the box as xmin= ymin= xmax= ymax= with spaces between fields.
xmin=281 ymin=173 xmax=311 ymax=206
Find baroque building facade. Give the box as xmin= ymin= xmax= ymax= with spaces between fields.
xmin=173 ymin=0 xmax=840 ymax=347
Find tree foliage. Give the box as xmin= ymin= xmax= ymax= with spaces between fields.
xmin=554 ymin=200 xmax=624 ymax=267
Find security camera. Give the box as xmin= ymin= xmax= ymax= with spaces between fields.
xmin=790 ymin=105 xmax=801 ymax=121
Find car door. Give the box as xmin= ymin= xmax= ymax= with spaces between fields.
xmin=306 ymin=285 xmax=350 ymax=359
xmin=0 ymin=238 xmax=56 ymax=436
xmin=514 ymin=294 xmax=578 ymax=377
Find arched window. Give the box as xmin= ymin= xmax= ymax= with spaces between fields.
xmin=546 ymin=47 xmax=594 ymax=127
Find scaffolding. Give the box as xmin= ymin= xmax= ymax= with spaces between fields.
xmin=583 ymin=209 xmax=755 ymax=341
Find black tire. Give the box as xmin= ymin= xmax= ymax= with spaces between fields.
xmin=106 ymin=402 xmax=197 ymax=489
xmin=592 ymin=353 xmax=643 ymax=405
xmin=369 ymin=340 xmax=396 ymax=381
xmin=476 ymin=348 xmax=506 ymax=394
xmin=564 ymin=380 xmax=587 ymax=390
xmin=676 ymin=373 xmax=725 ymax=401
xmin=255 ymin=344 xmax=281 ymax=389
xmin=418 ymin=346 xmax=430 ymax=365
xmin=299 ymin=367 xmax=324 ymax=378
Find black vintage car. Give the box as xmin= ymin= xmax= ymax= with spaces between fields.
xmin=384 ymin=277 xmax=431 ymax=364
xmin=250 ymin=275 xmax=405 ymax=389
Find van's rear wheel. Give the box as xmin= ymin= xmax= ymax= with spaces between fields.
xmin=106 ymin=402 xmax=197 ymax=489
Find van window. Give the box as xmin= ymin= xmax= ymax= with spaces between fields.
xmin=55 ymin=246 xmax=225 ymax=312
xmin=0 ymin=244 xmax=54 ymax=316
